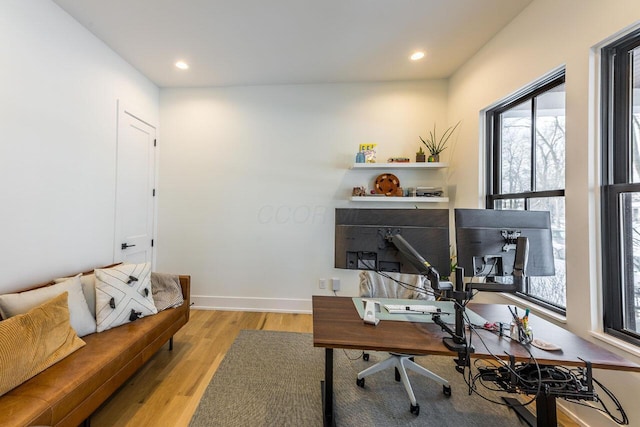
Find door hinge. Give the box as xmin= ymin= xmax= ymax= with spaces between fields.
xmin=152 ymin=189 xmax=156 ymax=197
xmin=154 ymin=139 xmax=157 ymax=147
xmin=151 ymin=239 xmax=154 ymax=247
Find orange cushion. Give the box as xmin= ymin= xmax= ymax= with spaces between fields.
xmin=0 ymin=292 xmax=85 ymax=396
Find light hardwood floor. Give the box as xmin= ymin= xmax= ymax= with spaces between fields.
xmin=90 ymin=309 xmax=579 ymax=426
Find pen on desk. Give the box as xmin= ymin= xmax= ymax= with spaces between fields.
xmin=508 ymin=305 xmax=523 ymax=329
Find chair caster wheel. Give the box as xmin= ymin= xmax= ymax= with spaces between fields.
xmin=356 ymin=377 xmax=365 ymax=388
xmin=443 ymin=385 xmax=452 ymax=397
xmin=410 ymin=403 xmax=420 ymax=415
xmin=363 ymin=353 xmax=369 ymax=361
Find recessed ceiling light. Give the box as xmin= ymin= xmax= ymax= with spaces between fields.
xmin=175 ymin=61 xmax=189 ymax=70
xmin=410 ymin=51 xmax=425 ymax=61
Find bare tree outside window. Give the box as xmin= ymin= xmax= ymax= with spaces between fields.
xmin=501 ymin=102 xmax=531 ymax=194
xmin=488 ymin=76 xmax=566 ymax=311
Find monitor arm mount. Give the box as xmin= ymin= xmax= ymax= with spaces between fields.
xmin=385 ymin=232 xmax=538 ymax=382
xmin=385 ymin=233 xmax=473 ymax=369
xmin=468 ymin=235 xmax=529 ymax=293
xmin=441 ymin=236 xmax=529 ymax=370
xmin=384 ymin=233 xmax=453 ymax=294
xmin=433 ymin=267 xmax=475 ymax=371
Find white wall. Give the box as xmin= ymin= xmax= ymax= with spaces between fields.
xmin=157 ymin=81 xmax=450 ymax=311
xmin=448 ymin=1 xmax=640 ymax=425
xmin=0 ymin=0 xmax=159 ymax=292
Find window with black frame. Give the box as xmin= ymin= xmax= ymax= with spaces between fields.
xmin=485 ymin=70 xmax=566 ymax=312
xmin=602 ymin=29 xmax=640 ymax=344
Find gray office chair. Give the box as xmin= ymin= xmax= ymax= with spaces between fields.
xmin=356 ymin=270 xmax=451 ymax=416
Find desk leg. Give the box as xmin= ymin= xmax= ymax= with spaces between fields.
xmin=535 ymin=393 xmax=557 ymax=427
xmin=321 ymin=348 xmax=335 ymax=427
xmin=502 ymin=394 xmax=557 ymax=427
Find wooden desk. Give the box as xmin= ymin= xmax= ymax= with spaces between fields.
xmin=312 ymin=296 xmax=640 ymax=427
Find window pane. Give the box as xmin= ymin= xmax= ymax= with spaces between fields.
xmin=501 ymin=100 xmax=532 ymax=193
xmin=535 ymin=84 xmax=566 ymax=191
xmin=488 ymin=70 xmax=565 ymax=312
xmin=632 ymin=47 xmax=640 ymax=183
xmin=529 ymin=197 xmax=566 ymax=307
xmin=494 ymin=199 xmax=524 ymax=210
xmin=620 ymin=192 xmax=640 ymax=333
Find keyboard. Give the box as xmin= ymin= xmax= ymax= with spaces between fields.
xmin=383 ymin=304 xmax=441 ymax=314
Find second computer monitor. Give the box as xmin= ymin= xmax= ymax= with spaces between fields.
xmin=335 ymin=208 xmax=450 ymax=276
xmin=455 ymin=208 xmax=555 ymax=281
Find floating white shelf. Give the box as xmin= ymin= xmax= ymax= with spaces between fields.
xmin=350 ymin=196 xmax=449 ymax=203
xmin=350 ymin=162 xmax=448 ymax=169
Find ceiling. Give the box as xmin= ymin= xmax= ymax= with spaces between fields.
xmin=52 ymin=0 xmax=533 ymax=88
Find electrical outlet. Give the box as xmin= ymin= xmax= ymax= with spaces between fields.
xmin=319 ymin=278 xmax=327 ymax=289
xmin=331 ymin=277 xmax=341 ymax=291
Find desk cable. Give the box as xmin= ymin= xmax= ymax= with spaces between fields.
xmin=465 ymin=318 xmax=541 ymax=410
xmin=466 ymin=317 xmax=629 ymax=425
xmin=365 ymin=265 xmax=629 ymax=424
xmin=559 ymin=374 xmax=628 ymax=425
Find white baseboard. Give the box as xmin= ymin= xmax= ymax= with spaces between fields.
xmin=557 ymin=399 xmax=612 ymax=427
xmin=190 ymin=294 xmax=312 ymax=314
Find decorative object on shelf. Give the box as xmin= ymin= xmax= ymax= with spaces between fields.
xmin=355 ymin=150 xmax=366 ymax=163
xmin=374 ymin=173 xmax=400 ymax=196
xmin=416 ymin=147 xmax=426 ymax=163
xmin=388 ymin=157 xmax=410 ymax=163
xmin=419 ymin=121 xmax=460 ymax=162
xmin=346 ymin=160 xmax=449 ymax=203
xmin=416 ymin=186 xmax=443 ymax=197
xmin=359 ymin=143 xmax=377 ymax=163
xmin=352 ymin=186 xmax=367 ymax=196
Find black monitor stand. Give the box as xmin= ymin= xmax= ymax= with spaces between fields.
xmin=431 ymin=266 xmax=474 ymax=371
xmin=431 ymin=236 xmax=529 ymax=357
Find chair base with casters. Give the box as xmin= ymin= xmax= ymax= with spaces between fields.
xmin=356 ymin=353 xmax=451 ymax=416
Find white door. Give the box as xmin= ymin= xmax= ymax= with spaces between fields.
xmin=114 ymin=107 xmax=156 ymax=265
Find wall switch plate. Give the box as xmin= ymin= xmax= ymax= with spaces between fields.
xmin=319 ymin=278 xmax=326 ymax=289
xmin=331 ymin=277 xmax=341 ymax=291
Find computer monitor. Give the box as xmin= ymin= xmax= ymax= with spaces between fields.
xmin=455 ymin=208 xmax=555 ymax=292
xmin=334 ymin=208 xmax=450 ymax=277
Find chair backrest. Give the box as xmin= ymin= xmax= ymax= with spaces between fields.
xmin=359 ymin=271 xmax=433 ymax=300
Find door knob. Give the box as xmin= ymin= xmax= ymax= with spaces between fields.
xmin=121 ymin=243 xmax=137 ymax=250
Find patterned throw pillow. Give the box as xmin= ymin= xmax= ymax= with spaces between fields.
xmin=94 ymin=263 xmax=157 ymax=332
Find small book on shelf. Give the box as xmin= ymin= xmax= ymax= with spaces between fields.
xmin=358 ymin=143 xmax=377 ymax=163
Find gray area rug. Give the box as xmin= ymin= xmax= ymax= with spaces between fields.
xmin=190 ymin=330 xmax=527 ymax=426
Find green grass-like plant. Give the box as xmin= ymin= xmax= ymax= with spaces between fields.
xmin=419 ymin=121 xmax=461 ymax=156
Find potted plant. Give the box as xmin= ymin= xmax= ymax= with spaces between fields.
xmin=416 ymin=147 xmax=426 ymax=162
xmin=419 ymin=121 xmax=460 ymax=162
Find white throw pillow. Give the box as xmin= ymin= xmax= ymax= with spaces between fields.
xmin=55 ymin=273 xmax=96 ymax=318
xmin=0 ymin=276 xmax=97 ymax=337
xmin=94 ymin=263 xmax=157 ymax=332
